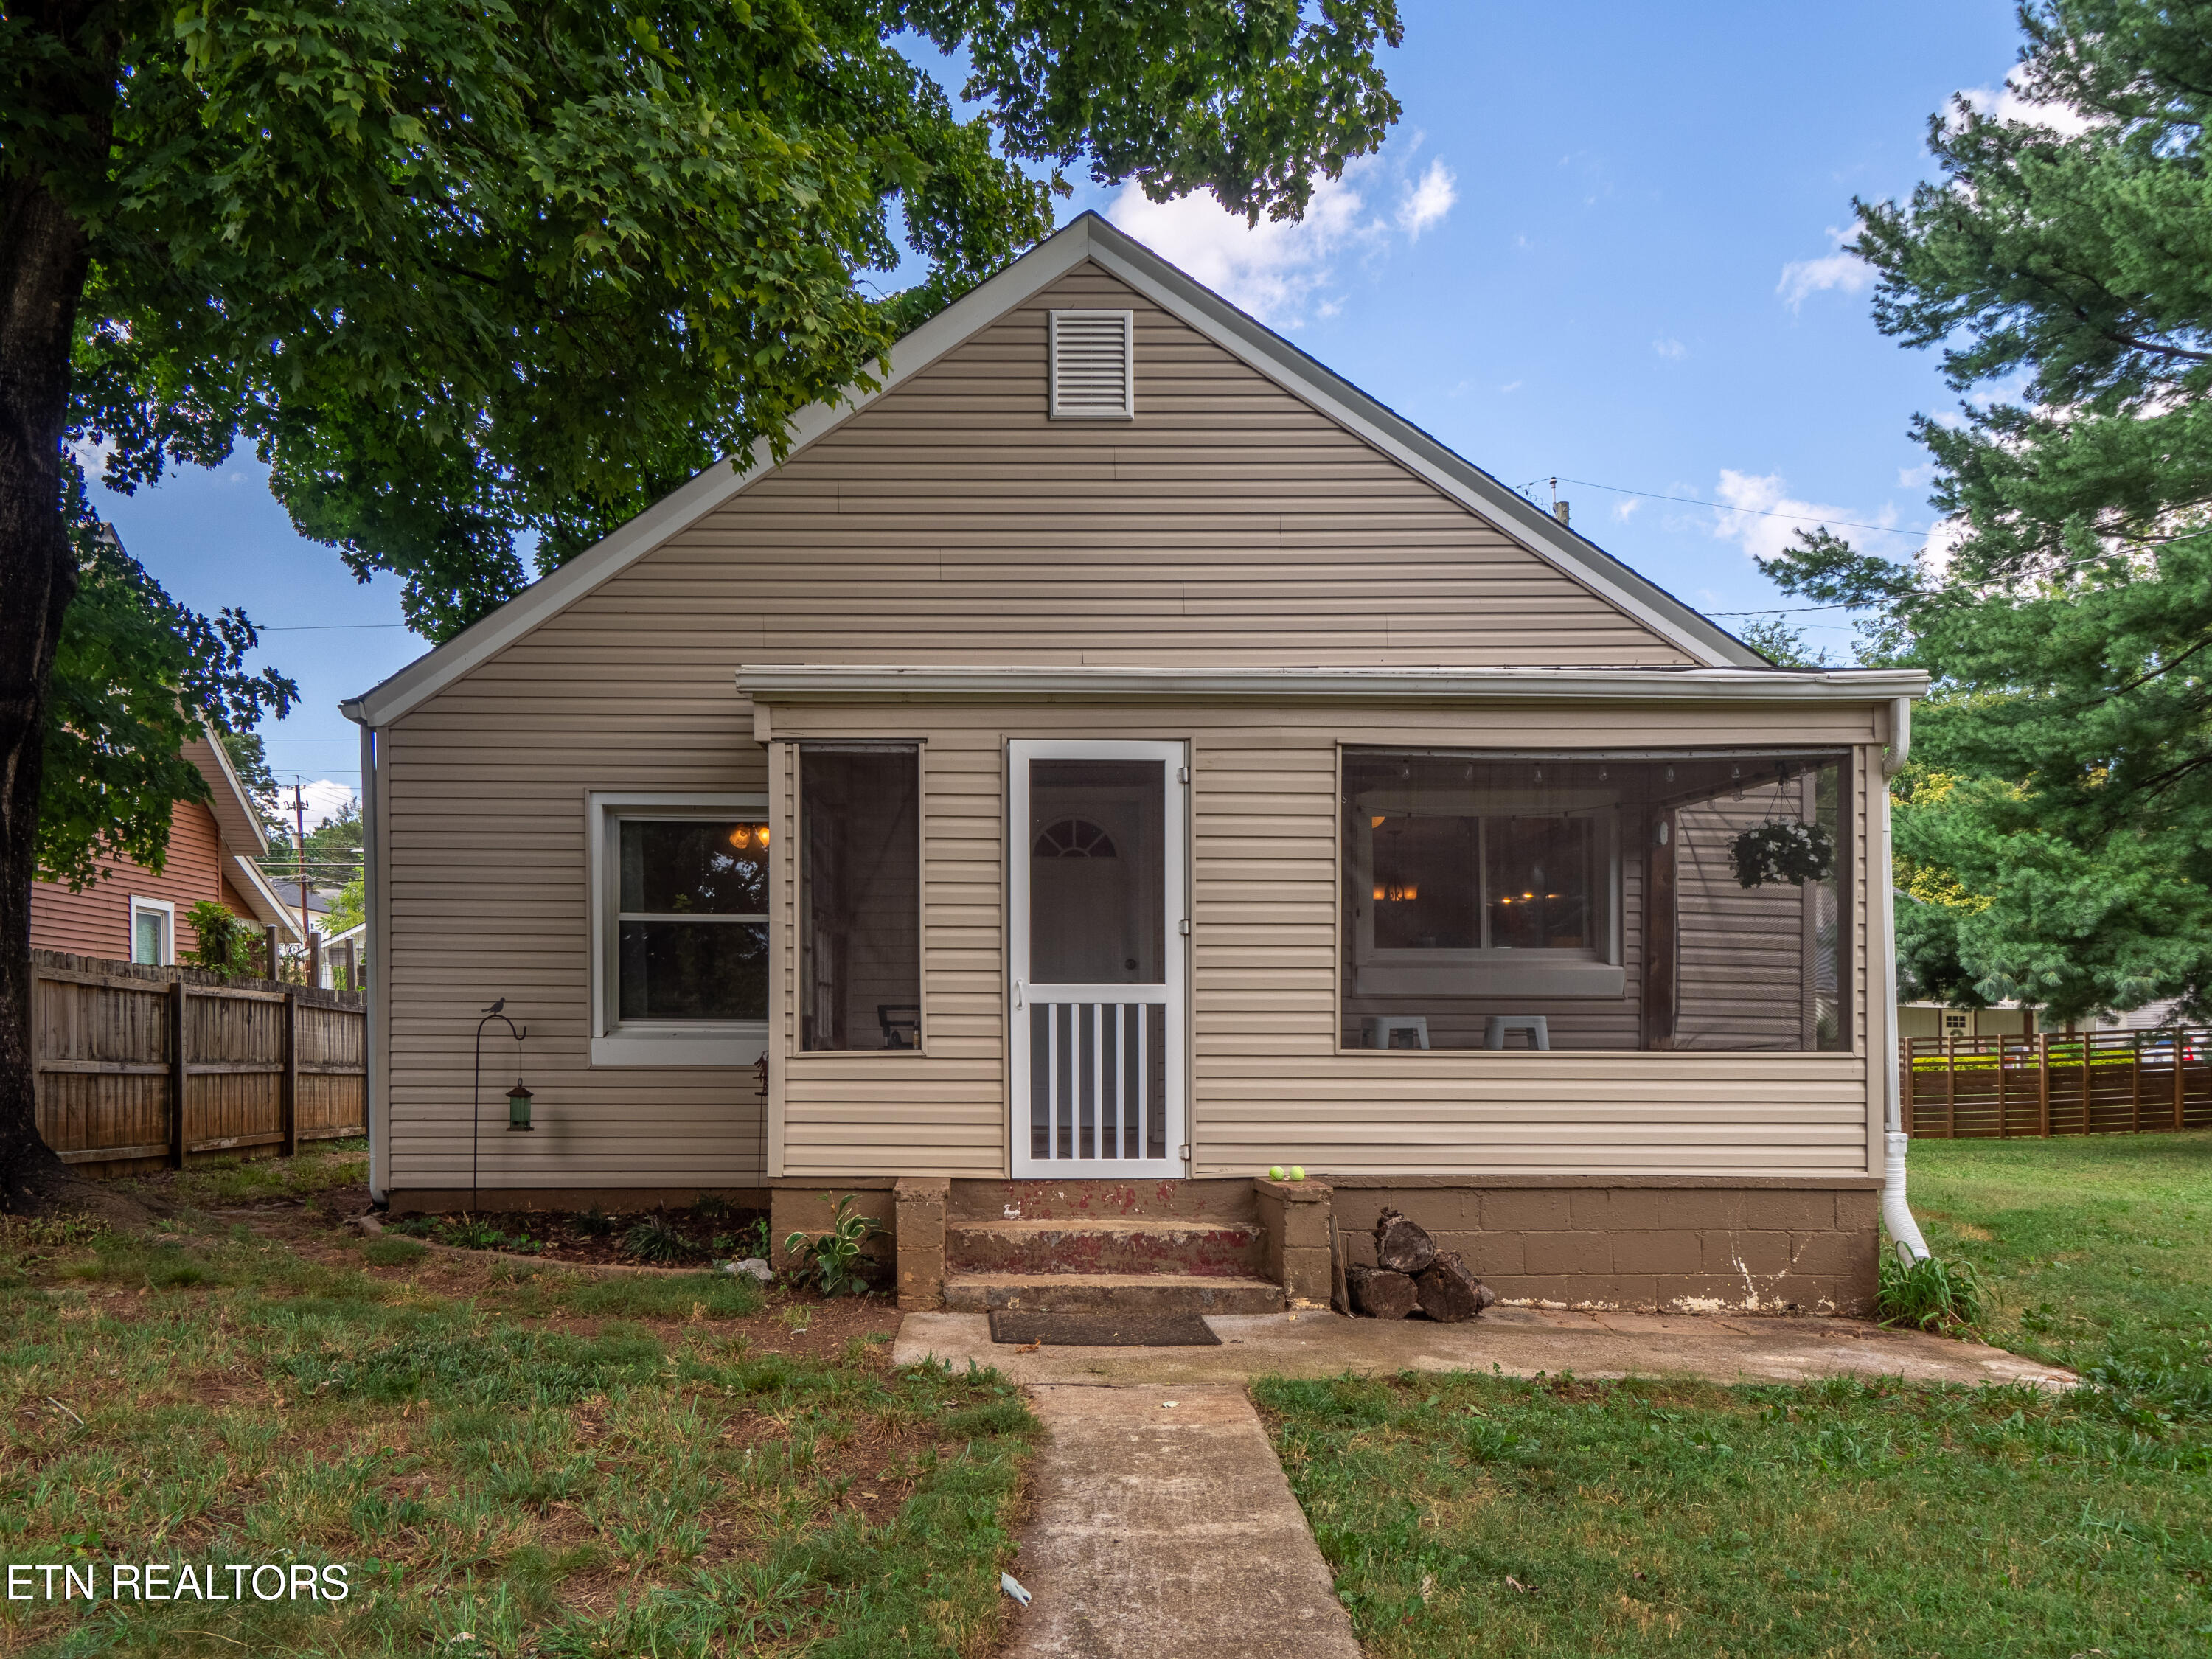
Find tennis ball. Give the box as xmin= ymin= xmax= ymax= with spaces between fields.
xmin=1268 ymin=1165 xmax=1285 ymax=1181
xmin=1290 ymin=1165 xmax=1306 ymax=1181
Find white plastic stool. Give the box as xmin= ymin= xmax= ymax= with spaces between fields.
xmin=1485 ymin=1015 xmax=1550 ymax=1051
xmin=1363 ymin=1015 xmax=1430 ymax=1050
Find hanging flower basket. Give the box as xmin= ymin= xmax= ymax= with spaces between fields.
xmin=1728 ymin=819 xmax=1835 ymax=888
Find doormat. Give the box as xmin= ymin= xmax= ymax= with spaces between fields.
xmin=987 ymin=1310 xmax=1222 ymax=1347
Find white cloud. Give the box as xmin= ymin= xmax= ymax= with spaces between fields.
xmin=1955 ymin=78 xmax=2094 ymax=137
xmin=1897 ymin=461 xmax=1937 ymax=489
xmin=1498 ymin=380 xmax=1523 ymax=394
xmin=1652 ymin=336 xmax=1688 ymax=361
xmin=1397 ymin=159 xmax=1458 ymax=239
xmin=285 ymin=779 xmax=358 ymax=832
xmin=1778 ymin=223 xmax=1872 ymax=310
xmin=1613 ymin=498 xmax=1641 ymax=521
xmin=1105 ymin=145 xmax=1458 ymax=326
xmin=1918 ymin=515 xmax=1971 ymax=577
xmin=1708 ymin=470 xmax=1894 ymax=565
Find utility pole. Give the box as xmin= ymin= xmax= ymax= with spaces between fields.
xmin=293 ymin=782 xmax=309 ymax=983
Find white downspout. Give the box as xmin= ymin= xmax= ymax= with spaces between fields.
xmin=1878 ymin=696 xmax=1930 ymax=1262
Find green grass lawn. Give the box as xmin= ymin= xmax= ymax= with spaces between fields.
xmin=1260 ymin=1131 xmax=2212 ymax=1658
xmin=1 ymin=1147 xmax=1032 ymax=1658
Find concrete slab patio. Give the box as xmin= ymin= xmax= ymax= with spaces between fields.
xmin=998 ymin=1385 xmax=1362 ymax=1659
xmin=897 ymin=1306 xmax=2074 ymax=1390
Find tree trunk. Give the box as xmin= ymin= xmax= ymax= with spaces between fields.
xmin=0 ymin=164 xmax=94 ymax=1210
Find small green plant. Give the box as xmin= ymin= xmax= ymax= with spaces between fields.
xmin=783 ymin=1194 xmax=883 ymax=1296
xmin=1877 ymin=1249 xmax=1991 ymax=1332
xmin=693 ymin=1193 xmax=733 ymax=1222
xmin=185 ymin=901 xmax=262 ymax=978
xmin=576 ymin=1207 xmax=615 ymax=1237
xmin=623 ymin=1214 xmax=694 ymax=1265
xmin=443 ymin=1216 xmax=532 ymax=1252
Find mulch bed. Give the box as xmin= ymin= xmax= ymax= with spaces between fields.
xmin=384 ymin=1202 xmax=773 ymax=1268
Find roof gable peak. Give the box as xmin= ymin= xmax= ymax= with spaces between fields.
xmin=345 ymin=213 xmax=1758 ymax=728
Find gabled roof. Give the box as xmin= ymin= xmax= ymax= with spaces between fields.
xmin=186 ymin=725 xmax=269 ymax=859
xmin=229 ymin=855 xmax=308 ymax=943
xmin=184 ymin=723 xmax=309 ymax=942
xmin=343 ymin=212 xmax=1765 ymax=728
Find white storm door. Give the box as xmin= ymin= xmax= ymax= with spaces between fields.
xmin=1009 ymin=740 xmax=1187 ymax=1178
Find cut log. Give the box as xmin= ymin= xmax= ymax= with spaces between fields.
xmin=1348 ymin=1264 xmax=1419 ymax=1320
xmin=1414 ymin=1251 xmax=1498 ymax=1323
xmin=1372 ymin=1206 xmax=1436 ymax=1275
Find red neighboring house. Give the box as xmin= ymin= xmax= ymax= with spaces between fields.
xmin=31 ymin=728 xmax=305 ymax=966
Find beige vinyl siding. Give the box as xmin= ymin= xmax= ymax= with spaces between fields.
xmin=1672 ymin=785 xmax=1840 ymax=1051
xmin=518 ymin=263 xmax=1696 ymax=672
xmin=380 ymin=697 xmax=1880 ymax=1189
xmin=375 ymin=262 xmax=1725 ymax=1192
xmin=762 ymin=701 xmax=1879 ymax=1181
xmin=380 ymin=714 xmax=771 ymax=1191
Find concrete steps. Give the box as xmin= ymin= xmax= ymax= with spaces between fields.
xmin=948 ymin=1215 xmax=1266 ymax=1278
xmin=942 ymin=1270 xmax=1286 ymax=1315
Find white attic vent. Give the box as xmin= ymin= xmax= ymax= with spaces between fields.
xmin=1048 ymin=310 xmax=1135 ymax=419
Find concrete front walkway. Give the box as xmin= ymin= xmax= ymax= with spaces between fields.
xmin=942 ymin=1310 xmax=2067 ymax=1658
xmin=998 ymin=1385 xmax=1361 ymax=1659
xmin=897 ymin=1306 xmax=2074 ymax=1390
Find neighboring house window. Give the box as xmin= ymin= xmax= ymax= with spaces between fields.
xmin=801 ymin=745 xmax=921 ymax=1051
xmin=588 ymin=795 xmax=768 ymax=1065
xmin=1944 ymin=1012 xmax=1969 ymax=1033
xmin=1341 ymin=748 xmax=1850 ymax=1053
xmin=129 ymin=898 xmax=175 ymax=967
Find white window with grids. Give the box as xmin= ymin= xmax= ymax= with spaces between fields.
xmin=588 ymin=793 xmax=768 ymax=1066
xmin=129 ymin=897 xmax=174 ymax=967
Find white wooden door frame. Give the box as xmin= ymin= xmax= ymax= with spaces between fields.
xmin=1009 ymin=739 xmax=1188 ymax=1178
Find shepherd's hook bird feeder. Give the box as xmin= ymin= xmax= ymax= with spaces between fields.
xmin=472 ymin=1000 xmax=529 ymax=1212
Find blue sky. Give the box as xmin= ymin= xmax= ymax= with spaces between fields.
xmin=90 ymin=0 xmax=2029 ymax=818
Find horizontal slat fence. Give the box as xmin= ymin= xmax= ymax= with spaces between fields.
xmin=1904 ymin=1029 xmax=2212 ymax=1138
xmin=32 ymin=949 xmax=365 ymax=1175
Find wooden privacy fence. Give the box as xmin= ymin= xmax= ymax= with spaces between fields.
xmin=31 ymin=949 xmax=366 ymax=1175
xmin=1903 ymin=1029 xmax=2212 ymax=1138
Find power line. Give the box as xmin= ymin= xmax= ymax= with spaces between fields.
xmin=1551 ymin=476 xmax=1936 ymax=539
xmin=1707 ymin=602 xmax=1858 ymax=616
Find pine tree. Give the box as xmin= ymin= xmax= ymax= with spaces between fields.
xmin=1762 ymin=0 xmax=2212 ymax=1024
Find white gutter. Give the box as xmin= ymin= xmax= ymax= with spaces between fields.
xmin=1878 ymin=696 xmax=1931 ymax=1262
xmin=227 ymin=853 xmax=308 ymax=945
xmin=354 ymin=716 xmax=386 ymax=1206
xmin=737 ymin=663 xmax=1931 ymax=706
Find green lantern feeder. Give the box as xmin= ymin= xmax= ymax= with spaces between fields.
xmin=472 ymin=1000 xmax=529 ymax=1213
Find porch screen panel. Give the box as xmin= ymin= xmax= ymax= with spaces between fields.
xmin=800 ymin=746 xmax=920 ymax=1051
xmin=1340 ymin=749 xmax=1848 ymax=1052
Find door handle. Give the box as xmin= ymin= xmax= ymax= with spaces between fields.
xmin=1014 ymin=980 xmax=1023 ymax=1010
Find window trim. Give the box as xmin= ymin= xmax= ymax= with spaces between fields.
xmin=797 ymin=741 xmax=925 ymax=1057
xmin=587 ymin=792 xmax=768 ymax=1068
xmin=129 ymin=897 xmax=175 ymax=967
